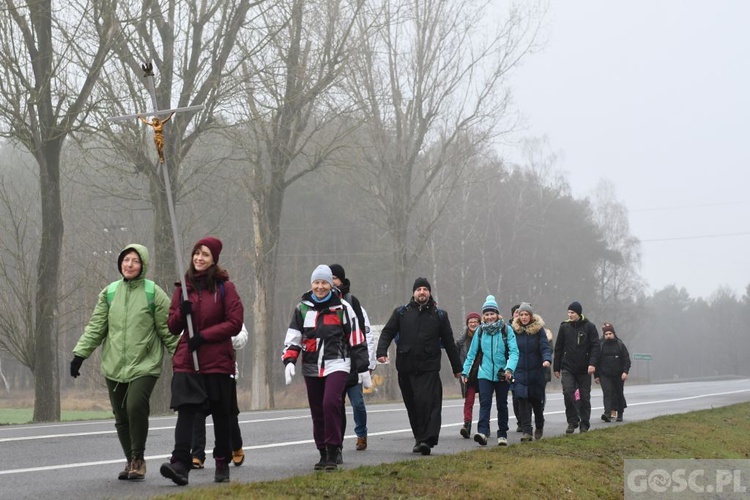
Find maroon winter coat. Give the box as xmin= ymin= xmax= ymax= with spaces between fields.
xmin=168 ymin=272 xmax=244 ymax=374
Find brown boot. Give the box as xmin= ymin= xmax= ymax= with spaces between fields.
xmin=128 ymin=457 xmax=146 ymax=480
xmin=356 ymin=436 xmax=367 ymax=451
xmin=118 ymin=460 xmax=132 ymax=480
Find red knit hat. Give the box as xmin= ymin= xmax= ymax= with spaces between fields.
xmin=195 ymin=236 xmax=223 ymax=263
xmin=465 ymin=312 xmax=481 ymax=325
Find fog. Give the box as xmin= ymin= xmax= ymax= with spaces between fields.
xmin=503 ymin=1 xmax=750 ymax=298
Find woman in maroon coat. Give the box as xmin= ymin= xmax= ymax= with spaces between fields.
xmin=160 ymin=237 xmax=244 ymax=486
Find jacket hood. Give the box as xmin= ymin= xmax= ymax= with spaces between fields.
xmin=512 ymin=314 xmax=545 ymax=335
xmin=117 ymin=243 xmax=149 ymax=280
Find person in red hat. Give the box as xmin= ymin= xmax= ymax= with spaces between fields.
xmin=594 ymin=322 xmax=631 ymax=422
xmin=160 ymin=236 xmax=244 ymax=486
xmin=455 ymin=311 xmax=481 ymax=438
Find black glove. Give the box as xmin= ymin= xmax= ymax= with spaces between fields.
xmin=70 ymin=356 xmax=84 ymax=378
xmin=179 ymin=300 xmax=193 ymax=316
xmin=188 ymin=331 xmax=205 ymax=352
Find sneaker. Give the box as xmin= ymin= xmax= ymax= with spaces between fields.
xmin=232 ymin=448 xmax=245 ymax=466
xmin=601 ymin=413 xmax=611 ymax=422
xmin=473 ymin=433 xmax=488 ymax=446
xmin=415 ymin=442 xmax=431 ymax=455
xmin=520 ymin=433 xmax=533 ymax=442
xmin=460 ymin=421 xmax=471 ymax=439
xmin=497 ymin=437 xmax=508 ymax=446
xmin=214 ymin=458 xmax=230 ymax=483
xmin=118 ymin=460 xmax=132 ymax=480
xmin=565 ymin=423 xmax=578 ymax=434
xmin=191 ymin=457 xmax=204 ymax=469
xmin=160 ymin=459 xmax=190 ymax=486
xmin=314 ymin=449 xmax=326 ymax=471
xmin=356 ymin=436 xmax=367 ymax=451
xmin=534 ymin=428 xmax=543 ymax=440
xmin=128 ymin=457 xmax=146 ymax=480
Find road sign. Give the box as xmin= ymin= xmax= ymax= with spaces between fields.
xmin=633 ymin=353 xmax=653 ymax=361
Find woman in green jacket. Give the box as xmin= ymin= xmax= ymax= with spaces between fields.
xmin=70 ymin=244 xmax=179 ymax=481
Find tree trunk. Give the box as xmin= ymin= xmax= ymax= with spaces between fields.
xmin=32 ymin=150 xmax=63 ymax=422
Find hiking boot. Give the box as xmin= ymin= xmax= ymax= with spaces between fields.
xmin=415 ymin=442 xmax=431 ymax=455
xmin=118 ymin=460 xmax=132 ymax=480
xmin=324 ymin=446 xmax=339 ymax=471
xmin=160 ymin=459 xmax=190 ymax=486
xmin=580 ymin=426 xmax=589 ymax=433
xmin=460 ymin=421 xmax=471 ymax=439
xmin=565 ymin=422 xmax=578 ymax=434
xmin=601 ymin=412 xmax=611 ymax=422
xmin=214 ymin=458 xmax=230 ymax=483
xmin=473 ymin=433 xmax=488 ymax=446
xmin=520 ymin=433 xmax=533 ymax=442
xmin=616 ymin=412 xmax=623 ymax=422
xmin=515 ymin=425 xmax=522 ymax=433
xmin=314 ymin=448 xmax=326 ymax=471
xmin=336 ymin=446 xmax=343 ymax=464
xmin=191 ymin=457 xmax=204 ymax=469
xmin=534 ymin=428 xmax=543 ymax=440
xmin=412 ymin=442 xmax=421 ymax=453
xmin=497 ymin=437 xmax=508 ymax=446
xmin=128 ymin=457 xmax=146 ymax=480
xmin=356 ymin=436 xmax=367 ymax=451
xmin=232 ymin=448 xmax=245 ymax=466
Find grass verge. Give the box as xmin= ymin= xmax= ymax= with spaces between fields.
xmin=0 ymin=408 xmax=112 ymax=425
xmin=154 ymin=402 xmax=750 ymax=499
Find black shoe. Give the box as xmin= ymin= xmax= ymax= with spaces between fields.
xmin=324 ymin=446 xmax=339 ymax=472
xmin=515 ymin=425 xmax=522 ymax=433
xmin=314 ymin=449 xmax=326 ymax=471
xmin=565 ymin=422 xmax=578 ymax=434
xmin=616 ymin=412 xmax=623 ymax=422
xmin=160 ymin=459 xmax=190 ymax=486
xmin=534 ymin=428 xmax=543 ymax=440
xmin=412 ymin=442 xmax=421 ymax=453
xmin=336 ymin=447 xmax=343 ymax=464
xmin=601 ymin=413 xmax=611 ymax=422
xmin=460 ymin=422 xmax=471 ymax=439
xmin=580 ymin=426 xmax=589 ymax=433
xmin=214 ymin=458 xmax=230 ymax=483
xmin=416 ymin=442 xmax=431 ymax=455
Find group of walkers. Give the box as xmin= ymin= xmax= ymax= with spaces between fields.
xmin=70 ymin=247 xmax=632 ymax=485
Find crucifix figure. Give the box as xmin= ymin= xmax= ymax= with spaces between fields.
xmin=138 ymin=112 xmax=174 ymax=163
xmin=107 ymin=61 xmax=204 ymax=370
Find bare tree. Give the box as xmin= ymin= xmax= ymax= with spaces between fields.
xmin=226 ymin=0 xmax=367 ymax=409
xmin=344 ymin=0 xmax=544 ymax=297
xmin=0 ymin=0 xmax=116 ymax=421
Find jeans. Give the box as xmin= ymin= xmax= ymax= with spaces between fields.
xmin=346 ymin=383 xmax=368 ymax=437
xmin=477 ymin=378 xmax=510 ymax=438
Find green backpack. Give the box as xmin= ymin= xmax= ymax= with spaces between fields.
xmin=106 ymin=279 xmax=156 ymax=314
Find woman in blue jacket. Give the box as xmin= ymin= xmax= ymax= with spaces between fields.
xmin=461 ymin=295 xmax=519 ymax=446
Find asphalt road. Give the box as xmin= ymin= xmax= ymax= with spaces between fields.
xmin=1 ymin=378 xmax=748 ymax=499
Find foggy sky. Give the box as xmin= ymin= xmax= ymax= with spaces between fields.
xmin=502 ymin=1 xmax=749 ymax=299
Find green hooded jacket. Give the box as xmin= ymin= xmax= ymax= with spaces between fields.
xmin=73 ymin=244 xmax=178 ymax=382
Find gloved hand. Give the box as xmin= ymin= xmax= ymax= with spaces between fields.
xmin=359 ymin=371 xmax=373 ymax=389
xmin=70 ymin=356 xmax=84 ymax=378
xmin=179 ymin=300 xmax=193 ymax=316
xmin=284 ymin=363 xmax=296 ymax=385
xmin=187 ymin=331 xmax=205 ymax=352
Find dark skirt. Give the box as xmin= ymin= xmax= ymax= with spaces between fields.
xmin=170 ymin=371 xmax=234 ymax=415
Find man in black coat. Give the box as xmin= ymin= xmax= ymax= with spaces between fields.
xmin=376 ymin=277 xmax=462 ymax=455
xmin=553 ymin=301 xmax=601 ymax=434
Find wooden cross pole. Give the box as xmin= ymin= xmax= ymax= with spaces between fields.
xmin=108 ymin=61 xmax=204 ymax=371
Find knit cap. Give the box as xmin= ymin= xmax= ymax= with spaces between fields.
xmin=518 ymin=302 xmax=533 ymax=314
xmin=310 ymin=265 xmax=333 ymax=286
xmin=195 ymin=236 xmax=223 ymax=263
xmin=567 ymin=301 xmax=582 ymax=315
xmin=482 ymin=295 xmax=500 ymax=314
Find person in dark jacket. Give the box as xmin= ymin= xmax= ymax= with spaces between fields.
xmin=455 ymin=311 xmax=481 ymax=438
xmin=330 ymin=263 xmax=374 ymax=458
xmin=595 ymin=322 xmax=631 ymax=422
xmin=510 ymin=302 xmax=552 ymax=442
xmin=553 ymin=301 xmax=600 ymax=434
xmin=160 ymin=237 xmax=244 ymax=486
xmin=376 ymin=277 xmax=462 ymax=455
xmin=282 ymin=265 xmax=369 ymax=472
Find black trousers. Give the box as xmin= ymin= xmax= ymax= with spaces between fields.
xmin=561 ymin=370 xmax=592 ymax=428
xmin=517 ymin=397 xmax=545 ymax=435
xmin=398 ymin=370 xmax=443 ymax=447
xmin=600 ymin=375 xmax=626 ymax=414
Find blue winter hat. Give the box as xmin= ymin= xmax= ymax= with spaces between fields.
xmin=482 ymin=295 xmax=500 ymax=314
xmin=310 ymin=264 xmax=333 ymax=286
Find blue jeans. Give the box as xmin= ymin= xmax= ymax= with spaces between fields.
xmin=477 ymin=378 xmax=510 ymax=438
xmin=346 ymin=383 xmax=367 ymax=437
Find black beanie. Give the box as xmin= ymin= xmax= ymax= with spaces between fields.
xmin=413 ymin=277 xmax=431 ymax=292
xmin=567 ymin=301 xmax=583 ymax=315
xmin=329 ymin=264 xmax=346 ymax=281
